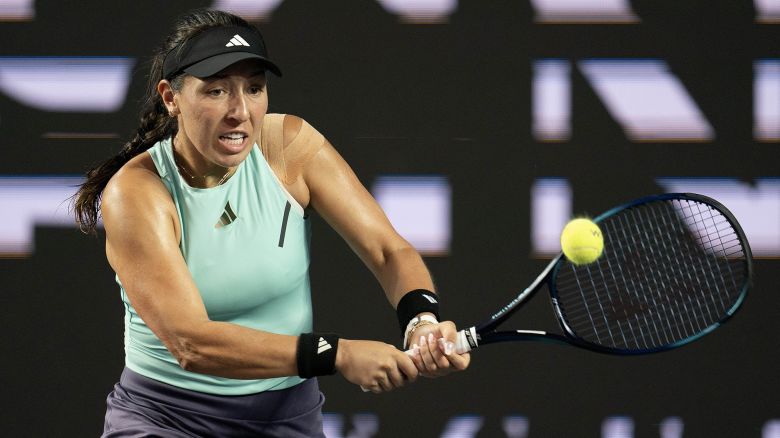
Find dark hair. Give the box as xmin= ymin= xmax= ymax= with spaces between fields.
xmin=73 ymin=9 xmax=253 ymax=234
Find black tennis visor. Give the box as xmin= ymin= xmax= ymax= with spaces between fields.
xmin=162 ymin=25 xmax=282 ymax=80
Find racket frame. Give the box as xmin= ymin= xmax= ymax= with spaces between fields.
xmin=456 ymin=193 xmax=753 ymax=355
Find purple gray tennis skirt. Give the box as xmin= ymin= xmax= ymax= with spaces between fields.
xmin=102 ymin=367 xmax=325 ymax=437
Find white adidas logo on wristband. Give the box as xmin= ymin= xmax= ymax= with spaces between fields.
xmin=317 ymin=337 xmax=332 ymax=354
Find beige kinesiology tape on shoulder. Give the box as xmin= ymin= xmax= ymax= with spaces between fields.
xmin=260 ymin=115 xmax=325 ymax=185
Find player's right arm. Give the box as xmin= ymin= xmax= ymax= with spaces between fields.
xmin=102 ymin=156 xmax=301 ymax=379
xmin=100 ymin=155 xmax=416 ymax=391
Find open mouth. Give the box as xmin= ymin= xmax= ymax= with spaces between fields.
xmin=219 ymin=132 xmax=248 ymax=145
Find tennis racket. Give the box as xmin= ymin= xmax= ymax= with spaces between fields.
xmin=452 ymin=192 xmax=753 ymax=355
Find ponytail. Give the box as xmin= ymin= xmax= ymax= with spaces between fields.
xmin=73 ymin=63 xmax=181 ymax=234
xmin=73 ymin=8 xmax=252 ymax=235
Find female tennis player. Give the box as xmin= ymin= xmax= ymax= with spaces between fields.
xmin=73 ymin=8 xmax=469 ymax=437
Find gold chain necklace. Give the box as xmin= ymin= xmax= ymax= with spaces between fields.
xmin=173 ymin=145 xmax=234 ymax=187
xmin=175 ymin=160 xmax=234 ymax=186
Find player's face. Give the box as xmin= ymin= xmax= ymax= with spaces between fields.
xmin=173 ymin=59 xmax=268 ymax=171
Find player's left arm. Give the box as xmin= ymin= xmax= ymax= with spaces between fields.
xmin=296 ymin=119 xmax=469 ymax=376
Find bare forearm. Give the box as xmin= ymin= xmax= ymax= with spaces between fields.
xmin=170 ymin=320 xmax=298 ymax=379
xmin=172 ymin=321 xmax=420 ymax=391
xmin=371 ymin=245 xmax=435 ymax=307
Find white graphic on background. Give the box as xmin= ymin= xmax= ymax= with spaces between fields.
xmin=0 ymin=57 xmax=134 ymax=112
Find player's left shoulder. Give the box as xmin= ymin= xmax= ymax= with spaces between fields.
xmin=283 ymin=114 xmax=319 ymax=147
xmin=281 ymin=114 xmax=305 ymax=147
xmin=280 ymin=114 xmax=326 ymax=151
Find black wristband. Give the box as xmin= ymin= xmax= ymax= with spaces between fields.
xmin=396 ymin=289 xmax=440 ymax=332
xmin=296 ymin=333 xmax=339 ymax=378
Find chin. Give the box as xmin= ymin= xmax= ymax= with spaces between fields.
xmin=218 ymin=149 xmax=251 ymax=167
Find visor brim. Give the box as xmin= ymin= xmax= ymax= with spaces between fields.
xmin=183 ymin=52 xmax=282 ymax=78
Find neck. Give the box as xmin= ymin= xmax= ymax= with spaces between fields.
xmin=172 ymin=137 xmax=235 ymax=188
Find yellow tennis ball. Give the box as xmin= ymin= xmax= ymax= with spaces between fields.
xmin=560 ymin=218 xmax=604 ymax=265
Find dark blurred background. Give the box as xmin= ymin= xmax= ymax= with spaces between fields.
xmin=0 ymin=1 xmax=778 ymax=437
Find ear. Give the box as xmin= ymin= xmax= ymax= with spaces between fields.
xmin=157 ymin=80 xmax=179 ymax=117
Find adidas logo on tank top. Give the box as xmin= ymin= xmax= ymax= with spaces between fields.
xmin=215 ymin=201 xmax=238 ymax=228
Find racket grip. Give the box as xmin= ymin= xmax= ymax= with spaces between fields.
xmin=360 ymin=349 xmax=415 ymax=392
xmin=455 ymin=327 xmax=478 ymax=354
xmin=360 ymin=330 xmax=476 ymax=392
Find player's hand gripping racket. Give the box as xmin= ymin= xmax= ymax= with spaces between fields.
xmin=452 ymin=193 xmax=752 ymax=355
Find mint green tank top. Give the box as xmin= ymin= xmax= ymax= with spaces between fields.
xmin=120 ymin=137 xmax=311 ymax=395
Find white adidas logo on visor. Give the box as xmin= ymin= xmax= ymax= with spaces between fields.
xmin=225 ymin=34 xmax=250 ymax=47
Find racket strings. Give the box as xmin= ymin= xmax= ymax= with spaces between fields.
xmin=554 ymin=199 xmax=747 ymax=352
xmin=624 ymin=203 xmax=742 ymax=345
xmin=581 ymin=219 xmax=741 ymax=349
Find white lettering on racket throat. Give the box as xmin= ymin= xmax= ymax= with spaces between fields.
xmin=516 ymin=330 xmax=547 ymax=335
